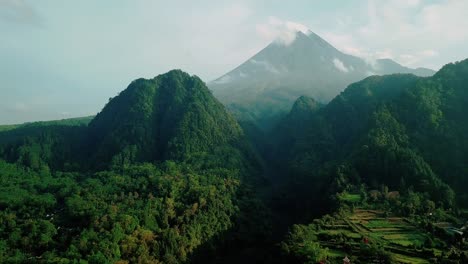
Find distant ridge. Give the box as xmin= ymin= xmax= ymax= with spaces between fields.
xmin=0 ymin=116 xmax=94 ymax=132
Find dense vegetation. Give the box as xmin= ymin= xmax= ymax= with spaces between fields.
xmin=272 ymin=59 xmax=468 ymax=262
xmin=1 ymin=59 xmax=468 ymax=263
xmin=272 ymin=60 xmax=468 ymax=211
xmin=0 ymin=161 xmax=238 ymax=263
xmin=0 ymin=70 xmax=270 ymax=263
xmin=86 ymin=71 xmax=258 ymax=172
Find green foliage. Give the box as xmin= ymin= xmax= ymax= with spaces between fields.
xmin=273 ymin=59 xmax=468 ymax=212
xmin=0 ymin=70 xmax=269 ymax=263
xmin=271 ymin=59 xmax=468 ymax=263
xmin=86 ymin=70 xmax=257 ymax=176
xmin=281 ymin=224 xmax=329 ymax=263
xmin=1 ymin=58 xmax=468 ymax=264
xmin=0 ymin=160 xmax=266 ymax=263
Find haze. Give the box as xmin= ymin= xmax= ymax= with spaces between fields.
xmin=2 ymin=0 xmax=468 ymax=124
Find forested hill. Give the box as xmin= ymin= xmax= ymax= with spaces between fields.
xmin=0 ymin=70 xmax=270 ymax=263
xmin=0 ymin=70 xmax=260 ymax=175
xmin=86 ymin=69 xmax=259 ymax=173
xmin=1 ymin=60 xmax=467 ymax=263
xmin=272 ymin=59 xmax=468 ymax=215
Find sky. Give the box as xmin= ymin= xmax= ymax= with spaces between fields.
xmin=1 ymin=0 xmax=468 ymax=124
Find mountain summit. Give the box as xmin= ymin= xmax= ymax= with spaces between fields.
xmin=209 ymin=31 xmax=435 ymax=128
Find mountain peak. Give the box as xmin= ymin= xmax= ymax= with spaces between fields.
xmin=209 ymin=31 xmax=437 ymax=128
xmin=294 ymin=30 xmax=311 ymax=40
xmin=304 ymin=30 xmax=322 ymax=39
xmin=275 ymin=30 xmax=332 ymax=49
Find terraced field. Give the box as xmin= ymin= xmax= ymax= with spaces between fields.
xmin=317 ymin=210 xmax=439 ymax=263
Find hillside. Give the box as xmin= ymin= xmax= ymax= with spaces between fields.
xmin=86 ymin=70 xmax=258 ymax=173
xmin=0 ymin=70 xmax=270 ymax=263
xmin=272 ymin=59 xmax=468 ymax=221
xmin=279 ymin=58 xmax=468 ymax=197
xmin=0 ymin=60 xmax=467 ymax=263
xmin=272 ymin=59 xmax=468 ymax=263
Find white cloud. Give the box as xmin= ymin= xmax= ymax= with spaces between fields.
xmin=420 ymin=49 xmax=438 ymax=57
xmin=256 ymin=16 xmax=309 ymax=46
xmin=320 ymin=32 xmax=380 ymax=66
xmin=250 ymin=59 xmax=280 ymax=73
xmin=3 ymin=0 xmax=468 ymax=124
xmin=314 ymin=0 xmax=468 ymax=70
xmin=399 ymin=49 xmax=438 ymax=66
xmin=374 ymin=50 xmax=394 ymax=59
xmin=333 ymin=58 xmax=349 ymax=73
xmin=11 ymin=102 xmax=28 ymax=112
xmin=366 ymin=71 xmax=377 ymax=76
xmin=216 ymin=3 xmax=252 ymax=24
xmin=0 ymin=0 xmax=43 ymax=26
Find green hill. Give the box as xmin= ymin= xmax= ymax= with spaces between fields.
xmin=272 ymin=59 xmax=468 ymax=222
xmin=0 ymin=70 xmax=268 ymax=263
xmin=87 ymin=70 xmax=258 ymax=174
xmin=274 ymin=59 xmax=468 ymax=263
xmin=0 ymin=59 xmax=467 ymax=263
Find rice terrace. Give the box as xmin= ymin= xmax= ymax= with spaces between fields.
xmin=293 ymin=192 xmax=467 ymax=263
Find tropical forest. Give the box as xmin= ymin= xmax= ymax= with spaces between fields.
xmin=1 ymin=1 xmax=468 ymax=263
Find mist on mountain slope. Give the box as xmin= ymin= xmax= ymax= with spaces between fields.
xmin=209 ymin=30 xmax=435 ymax=129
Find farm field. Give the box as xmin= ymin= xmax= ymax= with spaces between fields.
xmin=316 ymin=209 xmax=439 ymax=263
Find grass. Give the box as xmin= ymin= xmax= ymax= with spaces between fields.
xmin=383 ymin=233 xmax=426 ymax=247
xmin=391 ymin=239 xmax=417 ymax=247
xmin=327 ymin=249 xmax=347 ymax=258
xmin=364 ymin=219 xmax=406 ymax=229
xmin=369 ymin=227 xmax=409 ymax=232
xmin=319 ymin=229 xmax=362 ymax=239
xmin=393 ymin=253 xmax=430 ymax=264
xmin=340 ymin=193 xmax=361 ymax=203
